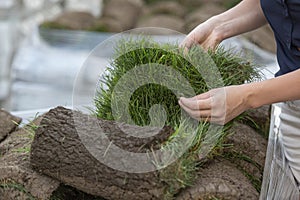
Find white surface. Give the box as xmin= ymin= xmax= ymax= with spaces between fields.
xmin=0 ymin=0 xmax=15 ymax=8
xmin=0 ymin=0 xmax=63 ymax=102
xmin=0 ymin=11 xmax=18 ymax=101
xmin=12 ymin=44 xmax=89 ymax=88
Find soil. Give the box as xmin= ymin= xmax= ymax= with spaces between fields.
xmin=245 ymin=105 xmax=271 ymax=138
xmin=0 ymin=105 xmax=270 ymax=199
xmin=0 ymin=109 xmax=21 ymax=143
xmin=0 ymin=116 xmax=60 ymax=200
xmin=30 ymin=106 xmax=172 ymax=200
xmin=175 ymin=158 xmax=259 ymax=199
xmin=227 ymin=123 xmax=268 ymax=168
xmin=224 ymin=122 xmax=268 ymax=190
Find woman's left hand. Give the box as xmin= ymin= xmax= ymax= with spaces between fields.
xmin=178 ymin=85 xmax=252 ymax=125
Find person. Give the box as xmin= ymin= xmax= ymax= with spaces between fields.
xmin=178 ymin=0 xmax=300 ymax=197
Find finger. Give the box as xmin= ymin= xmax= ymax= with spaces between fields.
xmin=179 ymin=104 xmax=226 ymax=125
xmin=180 ymin=37 xmax=189 ymax=48
xmin=196 ymin=116 xmax=211 ymax=123
xmin=194 ymin=116 xmax=223 ymax=125
xmin=208 ymin=116 xmax=226 ymax=125
xmin=202 ymin=41 xmax=216 ymax=52
xmin=203 ymin=34 xmax=223 ymax=51
xmin=182 ymin=46 xmax=189 ymax=56
xmin=189 ymin=92 xmax=211 ymax=101
xmin=179 ymin=101 xmax=211 ymax=118
xmin=180 ymin=32 xmax=199 ymax=49
xmin=179 ymin=97 xmax=211 ymax=111
xmin=180 ymin=34 xmax=192 ymax=48
xmin=180 ymin=103 xmax=227 ymax=125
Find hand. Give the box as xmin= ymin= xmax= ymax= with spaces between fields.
xmin=180 ymin=17 xmax=223 ymax=51
xmin=180 ymin=0 xmax=267 ymax=51
xmin=178 ymin=85 xmax=252 ymax=125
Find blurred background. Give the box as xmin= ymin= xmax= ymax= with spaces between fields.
xmin=0 ymin=0 xmax=278 ymax=116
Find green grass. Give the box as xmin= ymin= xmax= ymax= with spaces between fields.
xmin=11 ymin=114 xmax=40 ymax=155
xmin=240 ymin=112 xmax=270 ymax=139
xmin=40 ymin=21 xmax=71 ymax=30
xmin=94 ymin=37 xmax=260 ymax=198
xmin=0 ymin=179 xmax=35 ymax=200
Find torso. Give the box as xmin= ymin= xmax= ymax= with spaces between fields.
xmin=260 ymin=0 xmax=300 ymax=76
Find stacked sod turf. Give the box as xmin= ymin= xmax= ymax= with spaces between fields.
xmin=94 ymin=38 xmax=260 ymax=198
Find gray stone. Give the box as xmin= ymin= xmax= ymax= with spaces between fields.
xmin=93 ymin=17 xmax=124 ymax=32
xmin=137 ymin=14 xmax=185 ymax=34
xmin=184 ymin=3 xmax=225 ymax=32
xmin=54 ymin=11 xmax=96 ymax=30
xmin=103 ymin=0 xmax=144 ymax=30
xmin=143 ymin=1 xmax=186 ymax=18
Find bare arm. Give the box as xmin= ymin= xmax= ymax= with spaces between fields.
xmin=247 ymin=69 xmax=300 ymax=108
xmin=179 ymin=69 xmax=300 ymax=125
xmin=182 ymin=0 xmax=268 ymax=50
xmin=212 ymin=0 xmax=267 ymax=39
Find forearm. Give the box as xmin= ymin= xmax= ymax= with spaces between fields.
xmin=210 ymin=0 xmax=267 ymax=41
xmin=244 ymin=69 xmax=300 ymax=108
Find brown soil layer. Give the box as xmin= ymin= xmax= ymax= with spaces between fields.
xmin=0 ymin=109 xmax=21 ymax=143
xmin=30 ymin=106 xmax=173 ymax=200
xmin=0 ymin=117 xmax=60 ymax=200
xmin=0 ymin=105 xmax=269 ymax=199
xmin=224 ymin=122 xmax=268 ymax=191
xmin=175 ymin=158 xmax=259 ymax=199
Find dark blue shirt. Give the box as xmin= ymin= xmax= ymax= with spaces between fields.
xmin=261 ymin=0 xmax=300 ymax=76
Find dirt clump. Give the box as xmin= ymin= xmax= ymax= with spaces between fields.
xmin=0 ymin=109 xmax=21 ymax=143
xmin=0 ymin=117 xmax=60 ymax=199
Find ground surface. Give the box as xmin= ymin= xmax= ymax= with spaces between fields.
xmin=0 ymin=105 xmax=269 ymax=200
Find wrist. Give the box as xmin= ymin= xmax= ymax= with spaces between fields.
xmin=240 ymin=83 xmax=261 ymax=109
xmin=241 ymin=82 xmax=266 ymax=109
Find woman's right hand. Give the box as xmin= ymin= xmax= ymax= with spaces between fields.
xmin=180 ymin=17 xmax=223 ymax=51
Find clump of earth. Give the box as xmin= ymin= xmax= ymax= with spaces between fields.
xmin=40 ymin=0 xmax=276 ymax=53
xmin=0 ymin=105 xmax=269 ymax=200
